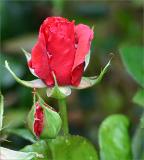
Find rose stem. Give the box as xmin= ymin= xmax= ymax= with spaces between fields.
xmin=58 ymin=98 xmax=69 ymax=135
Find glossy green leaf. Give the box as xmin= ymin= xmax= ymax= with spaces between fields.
xmin=0 ymin=147 xmax=43 ymax=160
xmin=98 ymin=114 xmax=132 ymax=160
xmin=133 ymin=89 xmax=144 ymax=107
xmin=0 ymin=92 xmax=4 ymax=131
xmin=5 ymin=60 xmax=46 ymax=88
xmin=48 ymin=135 xmax=98 ymax=160
xmin=119 ymin=46 xmax=144 ymax=88
xmin=6 ymin=128 xmax=36 ymax=143
xmin=22 ymin=135 xmax=98 ymax=160
xmin=73 ymin=60 xmax=111 ymax=89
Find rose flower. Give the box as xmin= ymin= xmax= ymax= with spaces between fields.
xmin=28 ymin=17 xmax=93 ymax=87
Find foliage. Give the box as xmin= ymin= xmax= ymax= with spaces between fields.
xmin=98 ymin=114 xmax=132 ymax=160
xmin=22 ymin=135 xmax=98 ymax=160
xmin=120 ymin=45 xmax=144 ymax=160
xmin=119 ymin=45 xmax=144 ymax=88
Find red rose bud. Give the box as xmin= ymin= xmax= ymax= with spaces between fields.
xmin=29 ymin=16 xmax=93 ymax=87
xmin=27 ymin=101 xmax=62 ymax=138
xmin=34 ymin=102 xmax=44 ymax=137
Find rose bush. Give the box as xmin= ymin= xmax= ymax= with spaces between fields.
xmin=28 ymin=17 xmax=93 ymax=86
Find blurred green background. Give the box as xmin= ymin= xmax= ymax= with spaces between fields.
xmin=0 ymin=0 xmax=143 ymax=151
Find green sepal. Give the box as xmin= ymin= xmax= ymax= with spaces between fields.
xmin=27 ymin=102 xmax=36 ymax=136
xmin=5 ymin=60 xmax=46 ymax=88
xmin=21 ymin=48 xmax=31 ymax=61
xmin=21 ymin=48 xmax=39 ymax=77
xmin=84 ymin=50 xmax=91 ymax=70
xmin=47 ymin=87 xmax=71 ymax=99
xmin=46 ymin=72 xmax=71 ymax=99
xmin=38 ymin=97 xmax=62 ymax=139
xmin=73 ymin=60 xmax=111 ymax=89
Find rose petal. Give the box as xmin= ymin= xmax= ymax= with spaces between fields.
xmin=30 ymin=33 xmax=54 ymax=86
xmin=47 ymin=23 xmax=76 ymax=85
xmin=34 ymin=103 xmax=44 ymax=137
xmin=71 ymin=24 xmax=93 ymax=86
xmin=71 ymin=63 xmax=84 ymax=86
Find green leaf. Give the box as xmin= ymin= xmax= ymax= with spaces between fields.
xmin=21 ymin=140 xmax=52 ymax=160
xmin=5 ymin=60 xmax=46 ymax=88
xmin=119 ymin=46 xmax=144 ymax=88
xmin=73 ymin=60 xmax=111 ymax=89
xmin=98 ymin=114 xmax=132 ymax=160
xmin=133 ymin=89 xmax=144 ymax=107
xmin=132 ymin=124 xmax=144 ymax=160
xmin=0 ymin=147 xmax=43 ymax=160
xmin=22 ymin=135 xmax=98 ymax=160
xmin=0 ymin=92 xmax=4 ymax=131
xmin=6 ymin=128 xmax=36 ymax=143
xmin=48 ymin=135 xmax=98 ymax=160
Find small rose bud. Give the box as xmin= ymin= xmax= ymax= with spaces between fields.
xmin=34 ymin=102 xmax=44 ymax=137
xmin=27 ymin=101 xmax=62 ymax=139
